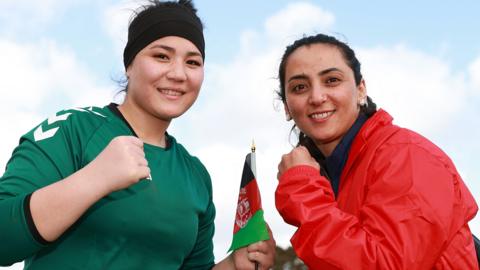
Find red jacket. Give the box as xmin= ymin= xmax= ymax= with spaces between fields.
xmin=276 ymin=110 xmax=478 ymax=269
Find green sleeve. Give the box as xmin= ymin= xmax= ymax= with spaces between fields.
xmin=181 ymin=162 xmax=216 ymax=270
xmin=0 ymin=123 xmax=77 ymax=266
xmin=0 ymin=193 xmax=45 ymax=266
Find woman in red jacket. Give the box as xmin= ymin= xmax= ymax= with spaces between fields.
xmin=275 ymin=33 xmax=479 ymax=269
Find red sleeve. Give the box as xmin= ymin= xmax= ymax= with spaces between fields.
xmin=275 ymin=144 xmax=477 ymax=269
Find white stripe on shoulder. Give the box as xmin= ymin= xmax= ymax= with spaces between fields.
xmin=70 ymin=107 xmax=106 ymax=117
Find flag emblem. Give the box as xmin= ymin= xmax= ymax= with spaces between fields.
xmin=235 ymin=188 xmax=251 ymax=229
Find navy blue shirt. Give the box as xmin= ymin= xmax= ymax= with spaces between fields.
xmin=305 ymin=113 xmax=368 ymax=197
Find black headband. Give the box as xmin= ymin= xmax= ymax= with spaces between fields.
xmin=123 ymin=5 xmax=204 ymax=69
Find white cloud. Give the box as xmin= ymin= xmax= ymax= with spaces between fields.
xmin=103 ymin=0 xmax=150 ymax=56
xmin=0 ymin=0 xmax=81 ymax=35
xmin=358 ymin=44 xmax=468 ymax=135
xmin=469 ymin=56 xmax=480 ymax=93
xmin=0 ymin=39 xmax=114 ymax=173
xmin=264 ymin=2 xmax=334 ymax=43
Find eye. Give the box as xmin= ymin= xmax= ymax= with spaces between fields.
xmin=186 ymin=59 xmax=203 ymax=67
xmin=325 ymin=77 xmax=341 ymax=86
xmin=154 ymin=53 xmax=169 ymax=60
xmin=291 ymin=83 xmax=308 ymax=93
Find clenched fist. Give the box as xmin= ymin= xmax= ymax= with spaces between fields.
xmin=277 ymin=146 xmax=320 ymax=180
xmin=85 ymin=136 xmax=151 ymax=193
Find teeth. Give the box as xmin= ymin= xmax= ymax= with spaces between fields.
xmin=310 ymin=111 xmax=333 ymax=119
xmin=159 ymin=89 xmax=182 ymax=96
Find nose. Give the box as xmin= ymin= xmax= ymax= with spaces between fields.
xmin=308 ymin=85 xmax=327 ymax=105
xmin=166 ymin=60 xmax=187 ymax=82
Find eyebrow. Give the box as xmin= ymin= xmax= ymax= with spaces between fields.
xmin=149 ymin=44 xmax=202 ymax=58
xmin=287 ymin=67 xmax=343 ymax=83
xmin=318 ymin=67 xmax=342 ymax=76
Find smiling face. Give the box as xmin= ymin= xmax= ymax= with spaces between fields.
xmin=284 ymin=43 xmax=366 ymax=156
xmin=124 ymin=35 xmax=204 ymax=123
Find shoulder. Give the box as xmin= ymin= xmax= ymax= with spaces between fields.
xmin=363 ymin=110 xmax=451 ymax=166
xmin=361 ymin=110 xmax=458 ymax=186
xmin=23 ymin=105 xmax=109 ymax=144
xmin=380 ymin=126 xmax=452 ymax=168
xmin=367 ymin=119 xmax=460 ymax=198
xmin=3 ymin=106 xmax=111 ymax=183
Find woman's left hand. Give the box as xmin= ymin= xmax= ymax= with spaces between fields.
xmin=232 ymin=225 xmax=276 ymax=270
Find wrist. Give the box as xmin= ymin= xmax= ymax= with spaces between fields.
xmin=73 ymin=164 xmax=112 ymax=198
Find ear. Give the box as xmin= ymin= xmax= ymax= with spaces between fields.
xmin=284 ymin=104 xmax=292 ymax=121
xmin=357 ymin=79 xmax=367 ymax=102
xmin=125 ymin=67 xmax=131 ymax=79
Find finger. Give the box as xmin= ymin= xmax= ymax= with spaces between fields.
xmin=252 ymin=250 xmax=276 ymax=270
xmin=132 ymin=148 xmax=146 ymax=159
xmin=137 ymin=157 xmax=148 ymax=167
xmin=130 ymin=141 xmax=145 ymax=155
xmin=128 ymin=143 xmax=145 ymax=154
xmin=122 ymin=138 xmax=145 ymax=155
xmin=126 ymin=136 xmax=144 ymax=147
xmin=297 ymin=145 xmax=308 ymax=152
xmin=247 ymin=251 xmax=265 ymax=269
xmin=114 ymin=135 xmax=141 ymax=147
xmin=127 ymin=149 xmax=146 ymax=165
xmin=139 ymin=166 xmax=151 ymax=180
xmin=247 ymin=241 xmax=267 ymax=253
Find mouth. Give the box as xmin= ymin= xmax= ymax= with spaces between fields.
xmin=157 ymin=88 xmax=185 ymax=97
xmin=309 ymin=110 xmax=334 ymax=120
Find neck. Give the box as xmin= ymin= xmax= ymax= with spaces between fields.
xmin=118 ymin=101 xmax=170 ymax=147
xmin=316 ymin=140 xmax=338 ymax=157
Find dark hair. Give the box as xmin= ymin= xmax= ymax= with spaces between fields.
xmin=277 ymin=33 xmax=377 ymax=151
xmin=130 ymin=0 xmax=203 ymax=29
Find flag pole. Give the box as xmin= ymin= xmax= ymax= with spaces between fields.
xmin=251 ymin=140 xmax=256 ymax=178
xmin=251 ymin=140 xmax=259 ymax=270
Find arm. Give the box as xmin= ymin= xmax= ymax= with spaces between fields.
xmin=0 ymin=136 xmax=149 ymax=265
xmin=276 ymin=145 xmax=460 ymax=269
xmin=30 ymin=136 xmax=149 ymax=242
xmin=0 ymin=138 xmax=64 ymax=266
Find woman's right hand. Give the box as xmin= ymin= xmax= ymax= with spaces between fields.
xmin=85 ymin=136 xmax=151 ymax=193
xmin=277 ymin=146 xmax=319 ymax=180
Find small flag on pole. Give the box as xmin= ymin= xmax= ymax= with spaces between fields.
xmin=228 ymin=142 xmax=270 ymax=252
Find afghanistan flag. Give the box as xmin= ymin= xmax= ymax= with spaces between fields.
xmin=228 ymin=152 xmax=270 ymax=251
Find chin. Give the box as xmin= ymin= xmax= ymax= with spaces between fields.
xmin=159 ymin=111 xmax=186 ymax=120
xmin=309 ymin=133 xmax=333 ymax=144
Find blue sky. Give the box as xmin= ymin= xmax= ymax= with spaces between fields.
xmin=1 ymin=1 xmax=480 ymax=268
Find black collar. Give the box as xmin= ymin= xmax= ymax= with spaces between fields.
xmin=107 ymin=103 xmax=170 ymax=149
